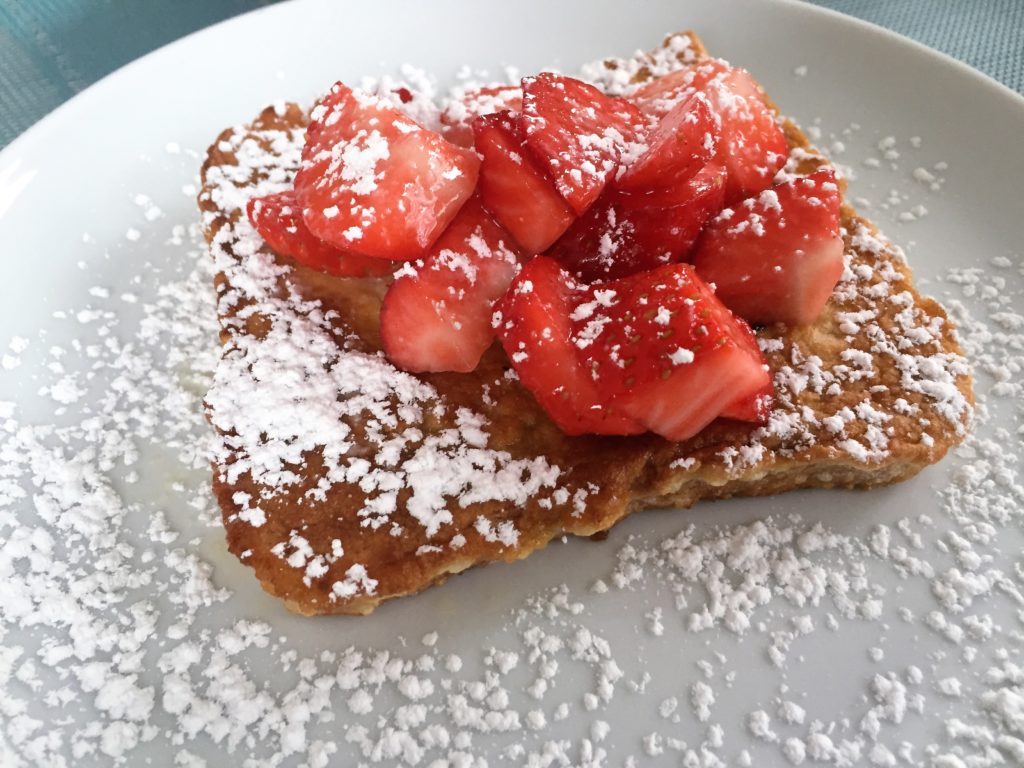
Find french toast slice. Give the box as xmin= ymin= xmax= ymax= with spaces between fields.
xmin=198 ymin=32 xmax=973 ymax=616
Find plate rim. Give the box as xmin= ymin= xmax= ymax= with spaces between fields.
xmin=0 ymin=2 xmax=1020 ymax=763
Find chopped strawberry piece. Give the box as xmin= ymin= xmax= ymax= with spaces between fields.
xmin=707 ymin=70 xmax=789 ymax=203
xmin=472 ymin=110 xmax=576 ymax=253
xmin=691 ymin=169 xmax=844 ymax=326
xmin=380 ymin=197 xmax=523 ymax=373
xmin=246 ymin=190 xmax=395 ymax=278
xmin=440 ymin=84 xmax=523 ymax=148
xmin=573 ymin=263 xmax=771 ymax=441
xmin=615 ymin=92 xmax=718 ymax=191
xmin=294 ymin=81 xmax=480 ymax=261
xmin=548 ymin=162 xmax=727 ymax=283
xmin=717 ymin=317 xmax=774 ymax=424
xmin=520 ymin=73 xmax=645 ymax=214
xmin=630 ymin=58 xmax=729 ymax=117
xmin=631 ymin=59 xmax=788 ymax=204
xmin=493 ymin=257 xmax=644 ymax=436
xmin=720 ymin=379 xmax=774 ymax=424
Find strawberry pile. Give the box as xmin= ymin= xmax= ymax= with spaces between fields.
xmin=246 ymin=60 xmax=845 ymax=442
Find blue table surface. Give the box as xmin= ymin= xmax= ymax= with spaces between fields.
xmin=1 ymin=0 xmax=1022 ymax=149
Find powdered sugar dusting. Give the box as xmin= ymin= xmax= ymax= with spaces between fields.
xmin=202 ymin=116 xmax=563 ymax=582
xmin=582 ymin=32 xmax=698 ymax=96
xmin=712 ymin=174 xmax=972 ymax=474
xmin=1 ymin=28 xmax=1019 ymax=768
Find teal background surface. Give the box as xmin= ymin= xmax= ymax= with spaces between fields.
xmin=1 ymin=0 xmax=1022 ymax=148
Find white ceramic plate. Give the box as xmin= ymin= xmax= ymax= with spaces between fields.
xmin=2 ymin=1 xmax=1023 ymax=765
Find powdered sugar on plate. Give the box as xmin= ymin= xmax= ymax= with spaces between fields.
xmin=1 ymin=30 xmax=1021 ymax=768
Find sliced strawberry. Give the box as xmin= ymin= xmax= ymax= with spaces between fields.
xmin=630 ymin=58 xmax=729 ymax=117
xmin=380 ymin=197 xmax=522 ymax=373
xmin=294 ymin=81 xmax=479 ymax=261
xmin=615 ymin=92 xmax=718 ymax=191
xmin=547 ymin=162 xmax=727 ymax=283
xmin=573 ymin=263 xmax=771 ymax=441
xmin=719 ymin=378 xmax=774 ymax=424
xmin=440 ymin=84 xmax=523 ymax=148
xmin=493 ymin=256 xmax=644 ymax=436
xmin=691 ymin=169 xmax=844 ymax=326
xmin=631 ymin=59 xmax=788 ymax=204
xmin=717 ymin=317 xmax=774 ymax=425
xmin=472 ymin=110 xmax=576 ymax=253
xmin=520 ymin=73 xmax=645 ymax=214
xmin=246 ymin=190 xmax=395 ymax=278
xmin=706 ymin=70 xmax=789 ymax=203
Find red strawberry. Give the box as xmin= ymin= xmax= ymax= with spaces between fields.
xmin=246 ymin=190 xmax=395 ymax=277
xmin=717 ymin=317 xmax=774 ymax=424
xmin=294 ymin=81 xmax=479 ymax=261
xmin=572 ymin=263 xmax=771 ymax=441
xmin=493 ymin=257 xmax=644 ymax=436
xmin=380 ymin=197 xmax=522 ymax=373
xmin=629 ymin=58 xmax=728 ymax=117
xmin=691 ymin=169 xmax=844 ymax=326
xmin=614 ymin=92 xmax=718 ymax=191
xmin=520 ymin=73 xmax=645 ymax=214
xmin=719 ymin=379 xmax=774 ymax=424
xmin=631 ymin=59 xmax=788 ymax=204
xmin=547 ymin=162 xmax=727 ymax=283
xmin=472 ymin=110 xmax=576 ymax=253
xmin=440 ymin=84 xmax=523 ymax=148
xmin=706 ymin=69 xmax=789 ymax=204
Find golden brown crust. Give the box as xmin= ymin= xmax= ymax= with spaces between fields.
xmin=198 ymin=32 xmax=973 ymax=616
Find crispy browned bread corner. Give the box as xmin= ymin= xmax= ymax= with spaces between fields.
xmin=198 ymin=32 xmax=973 ymax=616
